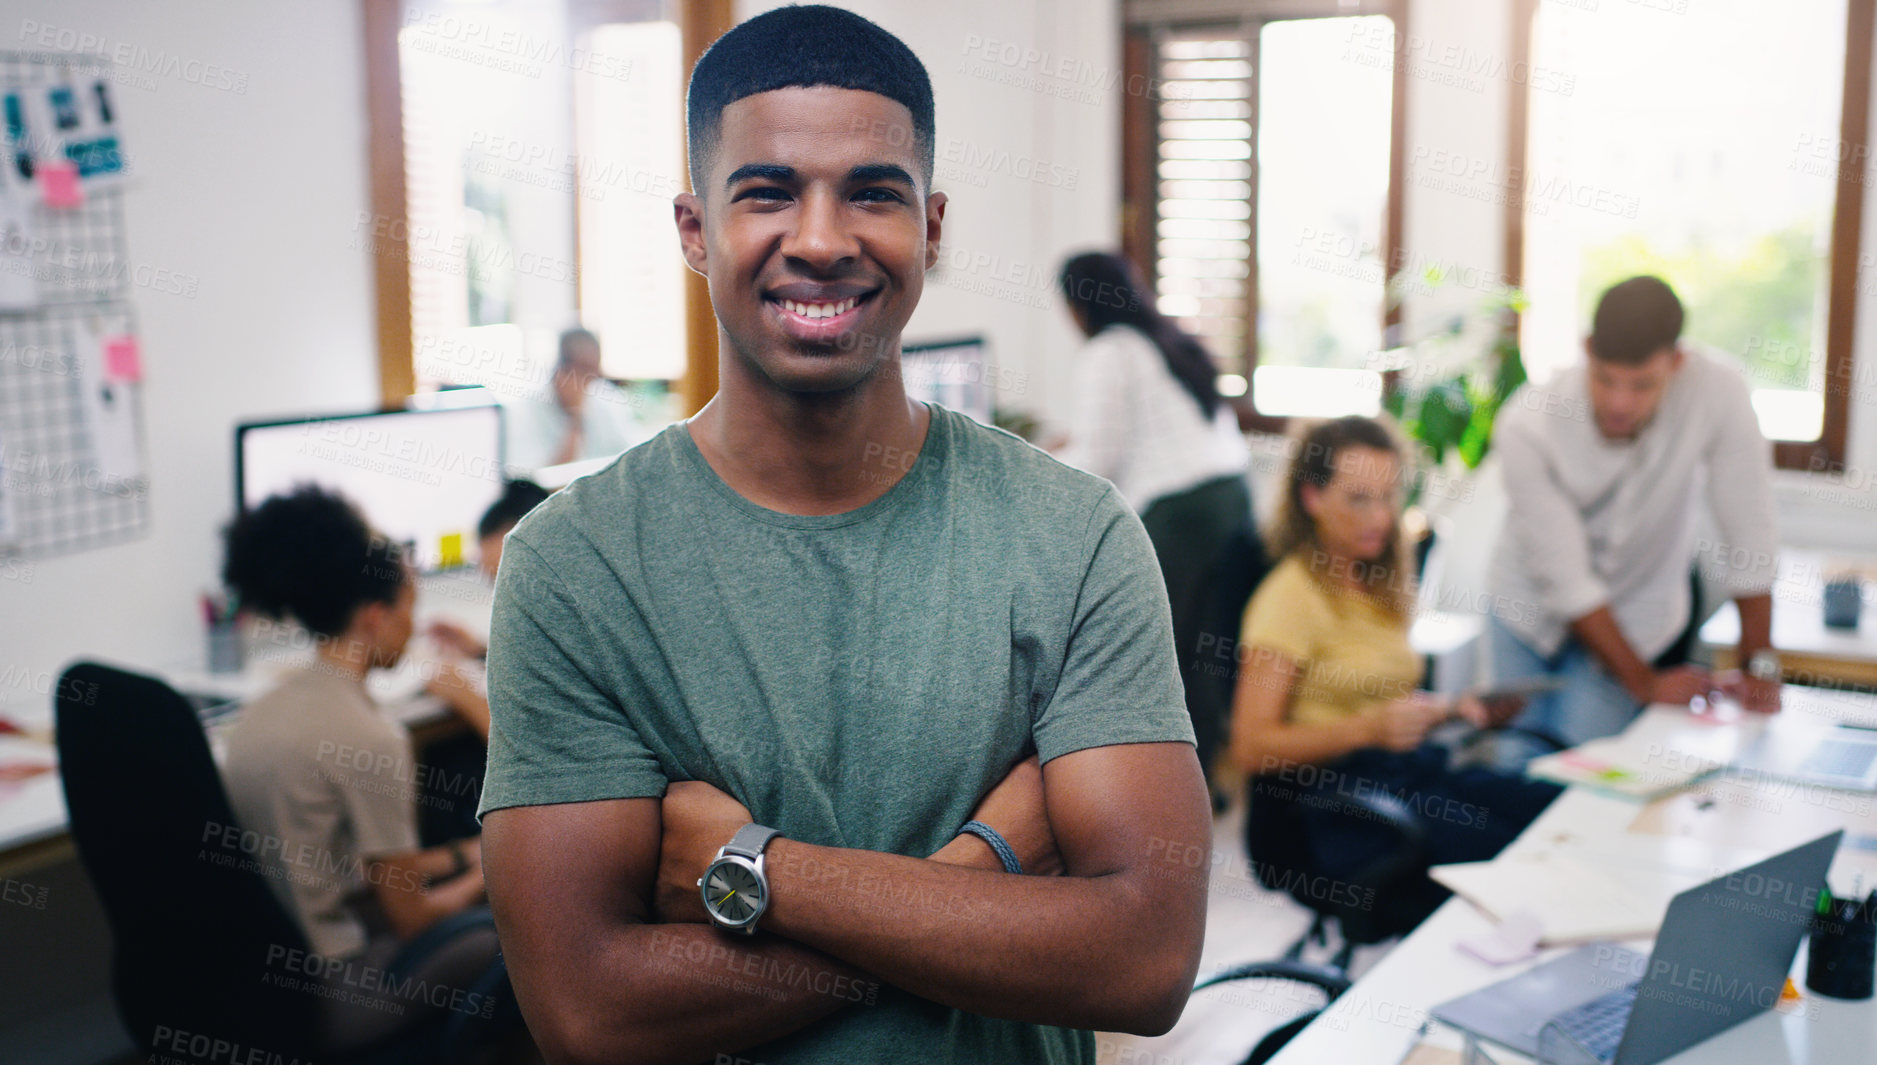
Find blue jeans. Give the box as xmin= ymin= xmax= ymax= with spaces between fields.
xmin=1487 ymin=617 xmax=1641 ymax=754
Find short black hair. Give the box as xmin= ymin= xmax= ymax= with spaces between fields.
xmin=221 ymin=485 xmax=406 ymax=638
xmin=1590 ymin=276 xmax=1684 ymax=366
xmin=685 ymin=5 xmax=935 ymax=193
xmin=558 ymin=328 xmax=599 ymax=370
xmin=479 ymin=479 xmax=550 ymax=540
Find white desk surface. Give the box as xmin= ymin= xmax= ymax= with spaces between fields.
xmin=1269 ymin=690 xmax=1877 ymax=1065
xmin=0 ymin=571 xmax=490 ymax=859
xmin=1700 ymin=548 xmax=1877 ymax=664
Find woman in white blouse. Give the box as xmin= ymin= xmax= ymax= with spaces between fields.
xmin=1052 ymin=251 xmax=1259 ymax=791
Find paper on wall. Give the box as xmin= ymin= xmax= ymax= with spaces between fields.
xmin=0 ymin=426 xmax=15 ymax=541
xmin=73 ymin=320 xmax=142 ymax=482
xmin=0 ymin=167 xmax=35 ymax=311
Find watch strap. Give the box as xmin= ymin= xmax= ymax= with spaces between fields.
xmin=724 ymin=823 xmax=783 ymax=860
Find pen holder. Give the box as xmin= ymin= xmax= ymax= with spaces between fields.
xmin=1823 ymin=578 xmax=1863 ymax=630
xmin=206 ymin=620 xmax=243 ymax=675
xmin=1806 ymin=903 xmax=1875 ymax=1000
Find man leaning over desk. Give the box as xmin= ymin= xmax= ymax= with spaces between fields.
xmin=1488 ymin=275 xmax=1781 ymax=750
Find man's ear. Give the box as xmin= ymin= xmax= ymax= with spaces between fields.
xmin=674 ymin=192 xmax=709 ymax=276
xmin=1666 ymin=344 xmax=1686 ymax=373
xmin=924 ymin=190 xmax=948 ymax=272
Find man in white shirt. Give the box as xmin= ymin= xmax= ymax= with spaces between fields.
xmin=503 ymin=328 xmax=654 ymax=471
xmin=1488 ymin=276 xmax=1780 ymax=749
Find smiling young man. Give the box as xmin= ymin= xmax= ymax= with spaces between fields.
xmin=1487 ymin=275 xmax=1781 ymax=750
xmin=475 ymin=7 xmax=1209 ymax=1065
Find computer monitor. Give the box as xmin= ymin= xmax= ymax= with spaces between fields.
xmin=235 ymin=405 xmax=506 ymax=573
xmin=902 ymin=336 xmax=992 ymax=424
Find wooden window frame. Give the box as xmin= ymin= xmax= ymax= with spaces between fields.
xmin=1122 ymin=1 xmax=1409 ymax=436
xmin=362 ymin=0 xmax=731 ymax=415
xmin=1503 ymin=0 xmax=1873 ymax=473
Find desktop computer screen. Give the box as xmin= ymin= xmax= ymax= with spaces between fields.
xmin=235 ymin=405 xmax=506 ymax=573
xmin=902 ymin=336 xmax=993 ymax=424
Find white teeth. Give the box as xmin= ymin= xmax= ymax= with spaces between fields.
xmin=781 ymin=297 xmax=858 ymax=320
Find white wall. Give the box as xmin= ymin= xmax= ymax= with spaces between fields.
xmin=737 ymin=0 xmax=1122 ymax=425
xmin=0 ymin=2 xmax=381 ymax=724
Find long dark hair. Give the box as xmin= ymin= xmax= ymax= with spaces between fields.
xmin=1058 ymin=251 xmax=1220 ymax=420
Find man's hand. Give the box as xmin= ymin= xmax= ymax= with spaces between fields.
xmin=1717 ymin=669 xmax=1782 ymax=714
xmin=945 ymin=755 xmax=1063 ymax=876
xmin=1646 ymin=665 xmax=1715 ymax=707
xmin=653 ymin=780 xmax=754 ymax=925
xmin=554 ymin=368 xmax=589 ymax=415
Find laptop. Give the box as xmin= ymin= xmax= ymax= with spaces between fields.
xmin=1433 ymin=830 xmax=1841 ymax=1065
xmin=1731 ymin=722 xmax=1877 ymax=792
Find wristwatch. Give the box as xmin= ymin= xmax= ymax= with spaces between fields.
xmin=1747 ymin=649 xmax=1782 ymax=682
xmin=697 ymin=823 xmax=784 ymax=935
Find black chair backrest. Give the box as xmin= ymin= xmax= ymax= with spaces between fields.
xmin=55 ymin=661 xmax=321 ymax=1059
xmin=1186 ymin=519 xmax=1271 ymax=775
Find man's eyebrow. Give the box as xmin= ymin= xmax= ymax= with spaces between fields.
xmin=724 ymin=163 xmax=796 ymax=190
xmin=850 ymin=163 xmax=915 ymax=187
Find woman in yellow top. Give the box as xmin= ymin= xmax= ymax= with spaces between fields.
xmin=1228 ymin=416 xmax=1558 ymax=914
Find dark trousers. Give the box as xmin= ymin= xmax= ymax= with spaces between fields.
xmin=1139 ymin=474 xmax=1261 ymax=787
xmin=1250 ymin=746 xmax=1563 ymax=934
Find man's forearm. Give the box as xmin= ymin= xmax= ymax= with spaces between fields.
xmin=1570 ymin=606 xmax=1652 ymax=701
xmin=543 ymin=833 xmax=1004 ymax=1065
xmin=1735 ymin=593 xmax=1773 ymax=659
xmin=757 ymin=837 xmax=1197 ymax=1034
xmin=551 ymin=923 xmax=875 ymax=1065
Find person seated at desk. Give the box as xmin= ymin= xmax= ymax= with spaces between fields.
xmin=423 ymin=478 xmax=551 ymax=739
xmin=1050 ymin=250 xmax=1258 ymax=793
xmin=504 ymin=327 xmax=654 ymax=471
xmin=1487 ymin=275 xmax=1780 ymax=750
xmin=219 ymin=485 xmax=498 ymax=1049
xmin=1228 ymin=416 xmax=1560 ymax=906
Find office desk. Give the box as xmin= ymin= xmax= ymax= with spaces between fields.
xmin=1702 ymin=549 xmax=1877 ymax=688
xmin=0 ymin=570 xmax=491 ymax=876
xmin=1268 ymin=691 xmax=1877 ymax=1065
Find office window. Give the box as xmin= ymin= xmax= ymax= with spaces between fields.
xmin=1154 ymin=36 xmax=1253 ymax=387
xmin=1520 ymin=0 xmax=1862 ymax=461
xmin=1250 ymin=16 xmax=1394 ymax=418
xmin=1143 ymin=13 xmax=1399 ymax=421
xmin=370 ymin=0 xmax=697 ymax=402
xmin=573 ymin=21 xmax=688 ymax=381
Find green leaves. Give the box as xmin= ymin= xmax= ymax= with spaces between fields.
xmin=1393 ymin=296 xmax=1529 ymax=475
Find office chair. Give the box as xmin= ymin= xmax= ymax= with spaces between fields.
xmin=1185 ymin=517 xmax=1271 ymax=803
xmin=54 ymin=660 xmax=512 ymax=1065
xmin=1190 ymin=959 xmax=1352 ymax=1065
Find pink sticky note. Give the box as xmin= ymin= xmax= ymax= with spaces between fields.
xmin=103 ymin=335 xmax=142 ymax=383
xmin=39 ymin=161 xmax=83 ymax=209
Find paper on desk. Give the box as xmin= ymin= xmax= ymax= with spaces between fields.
xmin=1527 ymin=734 xmax=1720 ymax=800
xmin=1432 ymin=850 xmax=1665 ymax=946
xmin=1435 ymin=828 xmax=1771 ymax=947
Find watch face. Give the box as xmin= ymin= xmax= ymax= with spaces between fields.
xmin=702 ymin=858 xmax=765 ymax=925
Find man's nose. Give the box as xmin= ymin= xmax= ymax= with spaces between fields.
xmin=781 ymin=190 xmax=858 ymax=270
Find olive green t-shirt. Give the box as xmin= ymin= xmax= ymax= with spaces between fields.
xmin=479 ymin=404 xmax=1194 ymax=1064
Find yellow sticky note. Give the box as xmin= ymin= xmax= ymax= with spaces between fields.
xmin=439 ymin=532 xmax=465 ymax=569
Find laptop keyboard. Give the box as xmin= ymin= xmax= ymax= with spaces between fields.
xmin=1798 ymin=739 xmax=1877 ymax=781
xmin=1547 ymin=984 xmax=1639 ymax=1063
